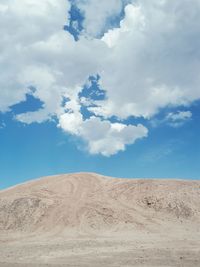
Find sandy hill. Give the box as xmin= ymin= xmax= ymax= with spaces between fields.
xmin=1 ymin=173 xmax=200 ymax=266
xmin=1 ymin=172 xmax=200 ymax=236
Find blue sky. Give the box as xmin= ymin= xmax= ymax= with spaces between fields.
xmin=0 ymin=0 xmax=200 ymax=189
xmin=0 ymin=98 xmax=199 ymax=189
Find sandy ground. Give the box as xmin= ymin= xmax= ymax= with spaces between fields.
xmin=1 ymin=173 xmax=200 ymax=266
xmin=0 ymin=232 xmax=200 ymax=267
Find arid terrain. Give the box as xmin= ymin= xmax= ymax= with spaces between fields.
xmin=0 ymin=172 xmax=200 ymax=266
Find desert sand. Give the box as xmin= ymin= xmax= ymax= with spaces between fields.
xmin=0 ymin=172 xmax=200 ymax=266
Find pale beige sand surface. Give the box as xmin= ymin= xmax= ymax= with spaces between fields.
xmin=0 ymin=173 xmax=200 ymax=266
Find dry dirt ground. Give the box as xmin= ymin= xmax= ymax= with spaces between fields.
xmin=0 ymin=173 xmax=200 ymax=267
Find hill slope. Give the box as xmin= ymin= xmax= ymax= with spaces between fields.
xmin=1 ymin=173 xmax=200 ymax=235
xmin=1 ymin=173 xmax=200 ymax=266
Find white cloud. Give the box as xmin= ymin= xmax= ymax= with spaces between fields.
xmin=59 ymin=111 xmax=83 ymax=135
xmin=150 ymin=110 xmax=192 ymax=128
xmin=166 ymin=111 xmax=192 ymax=122
xmin=1 ymin=0 xmax=200 ymax=155
xmin=0 ymin=0 xmax=106 ymax=117
xmin=102 ymin=4 xmax=145 ymax=48
xmin=59 ymin=113 xmax=148 ymax=156
xmin=0 ymin=122 xmax=6 ymax=129
xmin=95 ymin=0 xmax=200 ymax=119
xmin=166 ymin=110 xmax=192 ymax=127
xmin=73 ymin=0 xmax=130 ymax=37
xmin=0 ymin=0 xmax=70 ymax=112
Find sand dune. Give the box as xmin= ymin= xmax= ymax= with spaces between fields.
xmin=0 ymin=173 xmax=200 ymax=266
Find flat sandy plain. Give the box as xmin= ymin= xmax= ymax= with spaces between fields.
xmin=0 ymin=173 xmax=200 ymax=266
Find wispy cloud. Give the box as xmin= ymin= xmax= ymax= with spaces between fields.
xmin=166 ymin=111 xmax=192 ymax=127
xmin=150 ymin=110 xmax=192 ymax=128
xmin=0 ymin=121 xmax=6 ymax=129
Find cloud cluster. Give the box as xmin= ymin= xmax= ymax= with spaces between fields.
xmin=0 ymin=0 xmax=200 ymax=155
xmin=59 ymin=111 xmax=148 ymax=156
xmin=0 ymin=0 xmax=70 ymax=112
xmin=93 ymin=0 xmax=200 ymax=119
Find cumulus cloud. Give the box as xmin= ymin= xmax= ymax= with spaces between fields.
xmin=0 ymin=0 xmax=106 ymax=118
xmin=59 ymin=112 xmax=148 ymax=156
xmin=1 ymin=0 xmax=200 ymax=155
xmin=72 ymin=0 xmax=130 ymax=37
xmin=94 ymin=0 xmax=200 ymax=119
xmin=0 ymin=0 xmax=70 ymax=112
